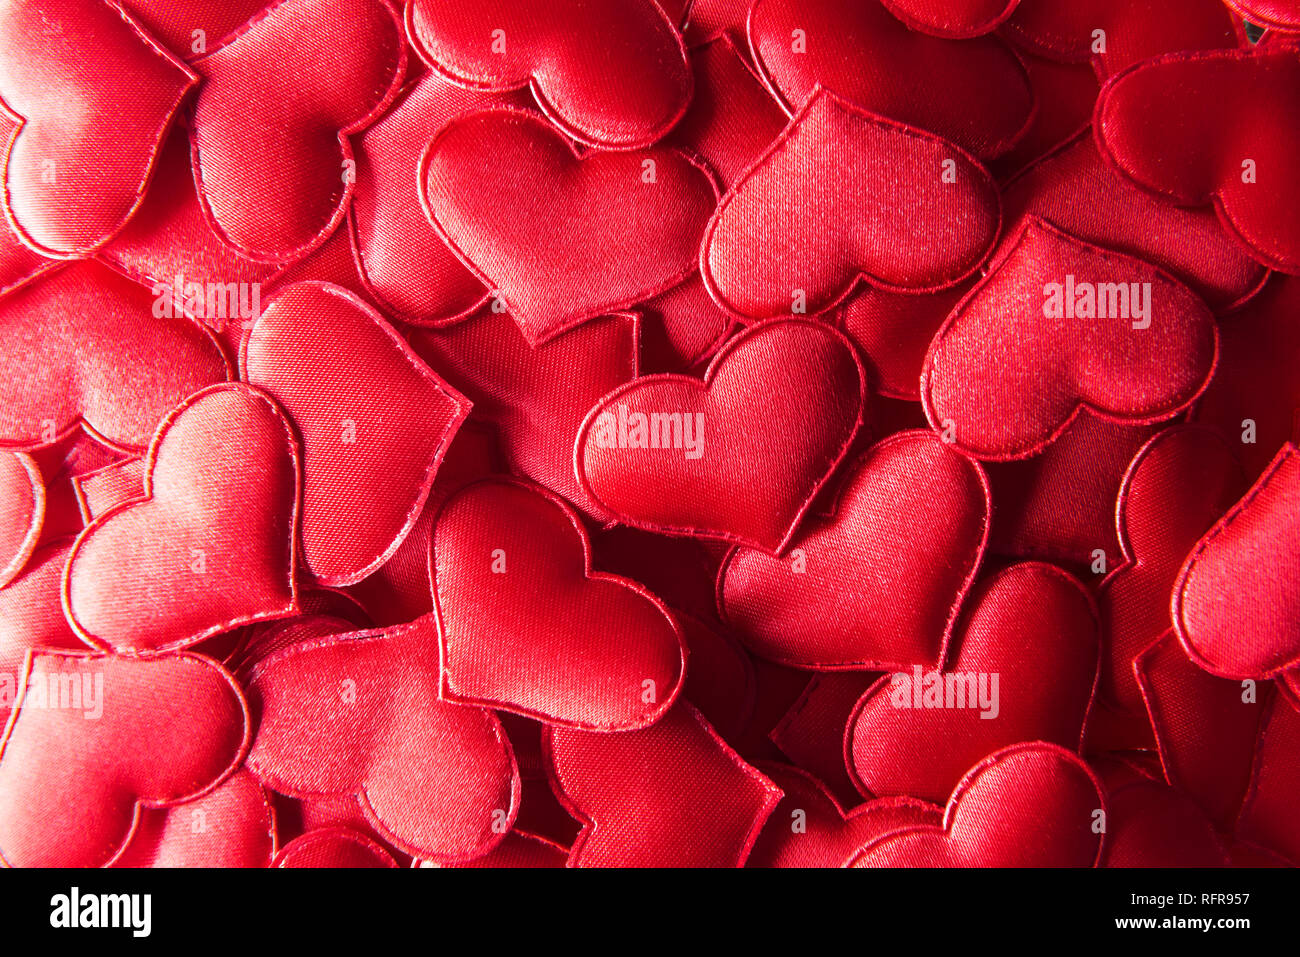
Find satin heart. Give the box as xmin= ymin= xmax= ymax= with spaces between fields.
xmin=0 ymin=451 xmax=42 ymax=588
xmin=405 ymin=0 xmax=691 ymax=149
xmin=64 ymin=384 xmax=301 ymax=654
xmin=879 ymin=0 xmax=1019 ymax=38
xmin=275 ymin=827 xmax=398 ymax=868
xmin=440 ymin=830 xmax=567 ymax=869
xmin=1098 ymin=427 xmax=1244 ymax=715
xmin=410 ymin=309 xmax=638 ymax=521
xmin=1224 ymin=0 xmax=1300 ymax=30
xmin=1101 ymin=771 xmax=1229 ymax=867
xmin=544 ymin=703 xmax=783 ymax=867
xmin=419 ymin=107 xmax=717 ymax=345
xmin=922 ymin=217 xmax=1218 ymax=461
xmin=188 ymin=0 xmax=406 ymax=261
xmin=0 ymin=0 xmax=196 ymax=256
xmin=243 ymin=281 xmax=470 ymax=586
xmin=748 ymin=764 xmax=941 ymax=868
xmin=247 ymin=618 xmax=520 ymax=862
xmin=848 ymin=562 xmax=1099 ymax=803
xmin=1096 ymin=48 xmax=1300 ymax=274
xmin=0 ymin=650 xmax=249 ymax=867
xmin=719 ymin=431 xmax=990 ymax=671
xmin=1173 ymin=443 xmax=1300 ymax=679
xmin=702 ymin=88 xmax=1001 ymax=320
xmin=577 ymin=319 xmax=867 ymax=554
xmin=749 ymin=0 xmax=1033 ymax=159
xmin=430 ymin=477 xmax=687 ymax=731
xmin=0 ymin=261 xmax=230 ymax=452
xmin=849 ymin=742 xmax=1106 ymax=867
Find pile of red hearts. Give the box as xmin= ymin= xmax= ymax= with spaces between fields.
xmin=0 ymin=0 xmax=1297 ymax=869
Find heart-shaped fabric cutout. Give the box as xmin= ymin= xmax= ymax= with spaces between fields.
xmin=0 ymin=0 xmax=197 ymax=256
xmin=275 ymin=827 xmax=397 ymax=868
xmin=702 ymin=88 xmax=1001 ymax=320
xmin=749 ymin=0 xmax=1033 ymax=159
xmin=440 ymin=830 xmax=567 ymax=869
xmin=188 ymin=0 xmax=406 ymax=262
xmin=243 ymin=281 xmax=470 ymax=586
xmin=1096 ymin=48 xmax=1300 ymax=274
xmin=247 ymin=618 xmax=520 ymax=862
xmin=922 ymin=217 xmax=1218 ymax=461
xmin=405 ymin=0 xmax=692 ymax=149
xmin=0 ymin=650 xmax=249 ymax=867
xmin=849 ymin=742 xmax=1106 ymax=867
xmin=544 ymin=703 xmax=783 ymax=867
xmin=577 ymin=319 xmax=867 ymax=554
xmin=879 ymin=0 xmax=1019 ymax=38
xmin=1173 ymin=442 xmax=1300 ymax=679
xmin=748 ymin=764 xmax=942 ymax=868
xmin=719 ymin=431 xmax=990 ymax=671
xmin=0 ymin=261 xmax=230 ymax=452
xmin=848 ymin=562 xmax=1099 ymax=803
xmin=430 ymin=477 xmax=687 ymax=731
xmin=420 ymin=108 xmax=717 ymax=345
xmin=64 ymin=383 xmax=301 ymax=654
xmin=0 ymin=451 xmax=42 ymax=588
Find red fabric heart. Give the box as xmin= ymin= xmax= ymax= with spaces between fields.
xmin=849 ymin=742 xmax=1106 ymax=867
xmin=1003 ymin=128 xmax=1269 ymax=311
xmin=0 ymin=0 xmax=197 ymax=257
xmin=275 ymin=827 xmax=398 ymax=868
xmin=1173 ymin=443 xmax=1300 ymax=679
xmin=420 ymin=107 xmax=717 ymax=345
xmin=1225 ymin=0 xmax=1300 ymax=30
xmin=544 ymin=702 xmax=783 ymax=867
xmin=0 ymin=650 xmax=249 ymax=867
xmin=405 ymin=0 xmax=692 ymax=149
xmin=1100 ymin=767 xmax=1229 ymax=868
xmin=0 ymin=451 xmax=42 ymax=588
xmin=243 ymin=281 xmax=470 ymax=586
xmin=0 ymin=261 xmax=230 ymax=452
xmin=112 ymin=769 xmax=276 ymax=868
xmin=719 ymin=431 xmax=990 ymax=671
xmin=848 ymin=562 xmax=1099 ymax=803
xmin=879 ymin=0 xmax=1019 ymax=38
xmin=246 ymin=618 xmax=520 ymax=862
xmin=411 ymin=309 xmax=637 ymax=521
xmin=440 ymin=830 xmax=567 ymax=869
xmin=188 ymin=0 xmax=406 ymax=262
xmin=1096 ymin=48 xmax=1300 ymax=274
xmin=748 ymin=764 xmax=942 ymax=867
xmin=1099 ymin=426 xmax=1244 ymax=716
xmin=922 ymin=217 xmax=1219 ymax=461
xmin=430 ymin=477 xmax=687 ymax=731
xmin=1004 ymin=0 xmax=1241 ymax=77
xmin=702 ymin=88 xmax=1001 ymax=320
xmin=749 ymin=0 xmax=1033 ymax=159
xmin=64 ymin=384 xmax=301 ymax=654
xmin=577 ymin=319 xmax=867 ymax=554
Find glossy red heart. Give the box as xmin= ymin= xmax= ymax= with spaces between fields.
xmin=702 ymin=88 xmax=1001 ymax=320
xmin=0 ymin=0 xmax=196 ymax=256
xmin=247 ymin=618 xmax=520 ymax=862
xmin=420 ymin=108 xmax=717 ymax=345
xmin=719 ymin=431 xmax=990 ymax=671
xmin=430 ymin=477 xmax=687 ymax=731
xmin=188 ymin=0 xmax=406 ymax=262
xmin=1173 ymin=443 xmax=1300 ymax=679
xmin=0 ymin=451 xmax=42 ymax=588
xmin=1096 ymin=48 xmax=1300 ymax=274
xmin=405 ymin=0 xmax=692 ymax=149
xmin=849 ymin=742 xmax=1106 ymax=867
xmin=0 ymin=261 xmax=230 ymax=452
xmin=544 ymin=703 xmax=783 ymax=867
xmin=243 ymin=281 xmax=470 ymax=586
xmin=64 ymin=384 xmax=301 ymax=654
xmin=922 ymin=217 xmax=1218 ymax=461
xmin=848 ymin=562 xmax=1098 ymax=802
xmin=0 ymin=650 xmax=249 ymax=867
xmin=275 ymin=827 xmax=398 ymax=868
xmin=880 ymin=0 xmax=1019 ymax=38
xmin=440 ymin=830 xmax=567 ymax=869
xmin=576 ymin=319 xmax=867 ymax=554
xmin=749 ymin=0 xmax=1033 ymax=159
